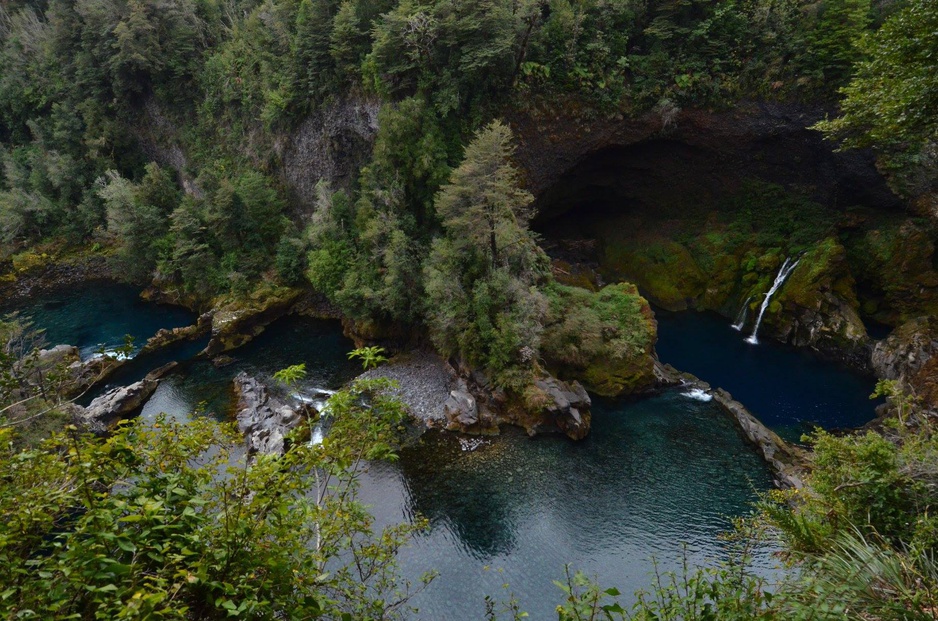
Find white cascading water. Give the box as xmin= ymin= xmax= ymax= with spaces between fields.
xmin=745 ymin=257 xmax=800 ymax=345
xmin=731 ymin=295 xmax=753 ymax=331
xmin=310 ymin=425 xmax=324 ymax=446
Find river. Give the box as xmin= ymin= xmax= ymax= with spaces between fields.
xmin=5 ymin=283 xmax=883 ymax=618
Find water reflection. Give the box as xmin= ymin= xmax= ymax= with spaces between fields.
xmin=358 ymin=392 xmax=776 ymax=619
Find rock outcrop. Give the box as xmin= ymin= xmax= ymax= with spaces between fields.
xmin=513 ymin=101 xmax=899 ymax=212
xmin=712 ymin=387 xmax=807 ymax=490
xmin=872 ymin=317 xmax=938 ymax=415
xmin=442 ymin=371 xmax=594 ymax=441
xmin=278 ymin=95 xmax=381 ymax=210
xmin=770 ymin=238 xmax=871 ymax=368
xmin=524 ymin=376 xmax=593 ymax=441
xmin=74 ymin=363 xmax=177 ymax=433
xmin=233 ymin=372 xmax=310 ymax=456
xmin=78 ymin=376 xmax=160 ymax=433
xmin=141 ymin=313 xmax=212 ymax=354
xmin=654 ymin=362 xmax=807 ymax=489
xmin=541 ymin=282 xmax=658 ymax=397
xmin=67 ymin=355 xmax=127 ymax=397
xmin=37 ymin=344 xmax=80 ymax=368
xmin=444 ymin=389 xmax=480 ymax=429
xmin=0 ymin=254 xmax=114 ymax=308
xmin=203 ymin=288 xmax=302 ymax=357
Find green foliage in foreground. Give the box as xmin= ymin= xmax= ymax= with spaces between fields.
xmin=272 ymin=362 xmax=308 ymax=387
xmin=348 ymin=346 xmax=388 ymax=371
xmin=0 ymin=378 xmax=430 ymax=620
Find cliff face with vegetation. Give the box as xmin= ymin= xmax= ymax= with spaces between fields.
xmin=525 ymin=98 xmax=937 ymax=370
xmin=1 ymin=0 xmax=936 ymax=414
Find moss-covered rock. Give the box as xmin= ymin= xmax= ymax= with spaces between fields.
xmin=203 ymin=285 xmax=303 ymax=357
xmin=600 ymin=239 xmax=706 ymax=311
xmin=551 ymin=258 xmax=601 ymax=291
xmin=846 ymin=220 xmax=938 ymax=325
xmin=541 ymin=282 xmax=657 ymax=396
xmin=140 ymin=313 xmax=212 ymax=354
xmin=872 ymin=316 xmax=938 ymax=416
xmin=767 ymin=238 xmax=870 ymax=365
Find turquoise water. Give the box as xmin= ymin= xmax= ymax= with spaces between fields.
xmin=655 ymin=309 xmax=880 ymax=441
xmin=13 ymin=285 xmax=888 ymax=618
xmin=357 ymin=392 xmax=776 ymax=619
xmin=2 ymin=283 xmax=195 ymax=359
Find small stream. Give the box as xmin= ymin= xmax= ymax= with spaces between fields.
xmin=6 ymin=283 xmax=885 ymax=618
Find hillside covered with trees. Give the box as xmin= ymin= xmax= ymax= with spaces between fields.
xmin=2 ymin=0 xmax=938 ymax=617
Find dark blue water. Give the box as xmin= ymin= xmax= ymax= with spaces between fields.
xmin=655 ymin=309 xmax=879 ymax=440
xmin=358 ymin=392 xmax=776 ymax=619
xmin=2 ymin=283 xmax=195 ymax=359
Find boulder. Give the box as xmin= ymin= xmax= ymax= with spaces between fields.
xmin=25 ymin=344 xmax=81 ymax=389
xmin=140 ymin=313 xmax=211 ymax=354
xmin=37 ymin=344 xmax=80 ymax=368
xmin=532 ymin=376 xmax=592 ymax=440
xmin=66 ymin=355 xmax=125 ymax=397
xmin=79 ymin=377 xmax=159 ymax=433
xmin=444 ymin=390 xmax=478 ymax=427
xmin=233 ymin=372 xmax=309 ymax=456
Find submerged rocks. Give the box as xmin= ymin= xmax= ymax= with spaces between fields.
xmin=233 ymin=372 xmax=308 ymax=456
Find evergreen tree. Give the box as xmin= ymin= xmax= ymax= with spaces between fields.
xmin=424 ymin=120 xmax=548 ymax=387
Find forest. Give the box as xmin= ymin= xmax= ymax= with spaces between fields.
xmin=1 ymin=0 xmax=938 ymax=617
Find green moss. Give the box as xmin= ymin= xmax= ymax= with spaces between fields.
xmin=541 ymin=282 xmax=656 ymax=396
xmin=845 ymin=220 xmax=938 ymax=324
xmin=206 ymin=283 xmax=303 ymax=356
xmin=720 ymin=180 xmax=837 ymax=250
xmin=781 ymin=238 xmax=856 ymax=309
xmin=601 ymin=239 xmax=705 ymax=311
xmin=551 ymin=259 xmax=600 ymax=291
xmin=11 ymin=250 xmax=52 ymax=273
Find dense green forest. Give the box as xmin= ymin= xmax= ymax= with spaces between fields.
xmin=2 ymin=0 xmax=938 ymax=617
xmin=3 ymin=0 xmax=933 ymax=388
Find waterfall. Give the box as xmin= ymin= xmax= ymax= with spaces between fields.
xmin=309 ymin=425 xmax=324 ymax=446
xmin=731 ymin=296 xmax=753 ymax=331
xmin=745 ymin=257 xmax=800 ymax=345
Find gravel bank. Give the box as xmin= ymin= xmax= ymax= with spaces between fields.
xmin=357 ymin=350 xmax=457 ymax=425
